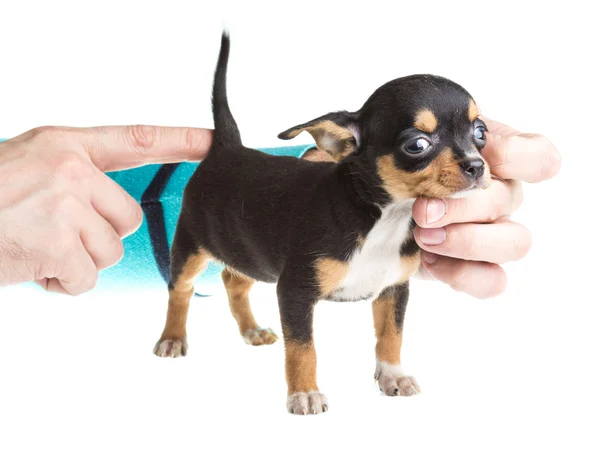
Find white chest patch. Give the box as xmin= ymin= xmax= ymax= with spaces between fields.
xmin=331 ymin=200 xmax=416 ymax=301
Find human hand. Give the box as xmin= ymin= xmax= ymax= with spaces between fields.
xmin=0 ymin=125 xmax=213 ymax=294
xmin=412 ymin=118 xmax=561 ymax=298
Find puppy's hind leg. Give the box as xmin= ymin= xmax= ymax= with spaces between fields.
xmin=222 ymin=267 xmax=278 ymax=346
xmin=154 ymin=226 xmax=211 ymax=358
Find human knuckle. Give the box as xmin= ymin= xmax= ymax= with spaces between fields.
xmin=48 ymin=192 xmax=81 ymax=216
xmin=127 ymin=125 xmax=157 ymax=154
xmin=44 ymin=230 xmax=76 ymax=264
xmin=62 ymin=233 xmax=82 ymax=253
xmin=29 ymin=125 xmax=62 ymax=140
xmin=52 ymin=153 xmax=92 ymax=183
xmin=184 ymin=127 xmax=199 ymax=154
xmin=33 ymin=260 xmax=55 ymax=281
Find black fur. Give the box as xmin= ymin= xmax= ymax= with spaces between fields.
xmin=391 ymin=282 xmax=410 ymax=330
xmin=400 ymin=219 xmax=420 ymax=257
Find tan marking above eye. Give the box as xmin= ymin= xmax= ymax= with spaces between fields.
xmin=414 ymin=109 xmax=438 ymax=133
xmin=468 ymin=99 xmax=479 ymax=121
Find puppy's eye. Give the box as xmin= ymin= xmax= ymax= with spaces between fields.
xmin=404 ymin=138 xmax=431 ymax=154
xmin=474 ymin=125 xmax=486 ymax=140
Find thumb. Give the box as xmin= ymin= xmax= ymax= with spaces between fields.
xmin=80 ymin=125 xmax=213 ymax=172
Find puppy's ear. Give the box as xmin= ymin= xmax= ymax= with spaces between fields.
xmin=278 ymin=111 xmax=359 ymax=162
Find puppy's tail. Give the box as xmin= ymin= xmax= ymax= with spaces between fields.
xmin=212 ymin=31 xmax=241 ymax=146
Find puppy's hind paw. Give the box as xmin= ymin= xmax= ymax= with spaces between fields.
xmin=287 ymin=391 xmax=328 ymax=415
xmin=243 ymin=327 xmax=278 ymax=346
xmin=153 ymin=338 xmax=188 ymax=358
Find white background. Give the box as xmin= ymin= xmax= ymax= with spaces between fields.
xmin=1 ymin=1 xmax=598 ymax=457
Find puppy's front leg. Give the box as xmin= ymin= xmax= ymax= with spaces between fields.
xmin=372 ymin=282 xmax=420 ymax=396
xmin=277 ymin=272 xmax=328 ymax=415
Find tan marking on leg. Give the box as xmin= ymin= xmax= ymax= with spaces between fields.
xmin=372 ymin=285 xmax=421 ymax=397
xmin=222 ymin=267 xmax=258 ymax=333
xmin=285 ymin=341 xmax=319 ymax=394
xmin=414 ymin=109 xmax=438 ymax=133
xmin=372 ymin=290 xmax=402 ymax=365
xmin=377 ymin=149 xmax=471 ymax=199
xmin=154 ymin=249 xmax=211 ymax=357
xmin=221 ymin=267 xmax=278 ymax=345
xmin=314 ymin=257 xmax=349 ymax=297
xmin=468 ymin=99 xmax=479 ymax=121
xmin=162 ymin=249 xmax=211 ymax=339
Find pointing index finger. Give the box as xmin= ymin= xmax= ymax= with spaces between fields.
xmin=81 ymin=125 xmax=214 ymax=172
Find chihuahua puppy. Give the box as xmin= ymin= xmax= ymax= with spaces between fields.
xmin=153 ymin=32 xmax=491 ymax=415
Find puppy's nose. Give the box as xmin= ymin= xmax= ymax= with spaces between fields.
xmin=460 ymin=158 xmax=484 ymax=180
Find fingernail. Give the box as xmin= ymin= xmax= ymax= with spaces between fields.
xmin=421 ymin=251 xmax=439 ymax=264
xmin=419 ymin=227 xmax=446 ymax=245
xmin=426 ymin=199 xmax=446 ymax=224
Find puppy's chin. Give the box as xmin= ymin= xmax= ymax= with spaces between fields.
xmin=447 ymin=176 xmax=491 ymax=199
xmin=447 ymin=187 xmax=479 ymax=199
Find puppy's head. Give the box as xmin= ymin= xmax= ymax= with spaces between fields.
xmin=279 ymin=74 xmax=491 ymax=201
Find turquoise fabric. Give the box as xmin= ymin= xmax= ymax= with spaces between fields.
xmin=0 ymin=137 xmax=315 ymax=294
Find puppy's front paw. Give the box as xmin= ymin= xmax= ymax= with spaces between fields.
xmin=287 ymin=391 xmax=328 ymax=415
xmin=243 ymin=327 xmax=278 ymax=346
xmin=375 ymin=361 xmax=420 ymax=397
xmin=153 ymin=338 xmax=188 ymax=358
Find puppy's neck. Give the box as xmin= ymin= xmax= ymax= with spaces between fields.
xmin=337 ymin=156 xmax=390 ymax=210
